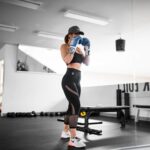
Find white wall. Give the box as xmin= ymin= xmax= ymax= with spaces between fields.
xmin=1 ymin=44 xmax=150 ymax=121
xmin=81 ymin=85 xmax=118 ymax=117
xmin=0 ymin=46 xmax=4 ymax=106
xmin=0 ymin=60 xmax=4 ymax=102
xmin=81 ymin=85 xmax=116 ymax=107
xmin=1 ymin=44 xmax=119 ymax=114
xmin=0 ymin=46 xmax=4 ymax=60
xmin=2 ymin=44 xmax=68 ymax=113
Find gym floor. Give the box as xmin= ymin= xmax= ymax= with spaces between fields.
xmin=0 ymin=116 xmax=150 ymax=150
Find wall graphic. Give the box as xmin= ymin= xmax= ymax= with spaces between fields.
xmin=118 ymin=82 xmax=150 ymax=98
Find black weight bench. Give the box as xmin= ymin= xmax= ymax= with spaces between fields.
xmin=133 ymin=104 xmax=150 ymax=122
xmin=57 ymin=105 xmax=130 ymax=135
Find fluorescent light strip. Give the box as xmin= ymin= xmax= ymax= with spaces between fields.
xmin=0 ymin=24 xmax=18 ymax=32
xmin=2 ymin=0 xmax=42 ymax=10
xmin=37 ymin=31 xmax=64 ymax=41
xmin=64 ymin=10 xmax=109 ymax=26
xmin=21 ymin=0 xmax=42 ymax=6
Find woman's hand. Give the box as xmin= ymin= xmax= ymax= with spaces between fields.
xmin=76 ymin=44 xmax=85 ymax=56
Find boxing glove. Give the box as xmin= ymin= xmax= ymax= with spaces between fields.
xmin=69 ymin=36 xmax=82 ymax=54
xmin=82 ymin=37 xmax=90 ymax=56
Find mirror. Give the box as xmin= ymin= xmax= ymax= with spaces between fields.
xmin=16 ymin=49 xmax=55 ymax=73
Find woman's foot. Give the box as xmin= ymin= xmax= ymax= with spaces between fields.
xmin=61 ymin=130 xmax=70 ymax=139
xmin=68 ymin=137 xmax=86 ymax=148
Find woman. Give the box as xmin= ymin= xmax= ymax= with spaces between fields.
xmin=60 ymin=26 xmax=90 ymax=148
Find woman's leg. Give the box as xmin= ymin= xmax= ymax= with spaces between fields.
xmin=70 ymin=128 xmax=77 ymax=137
xmin=69 ymin=115 xmax=78 ymax=138
xmin=63 ymin=117 xmax=69 ymax=132
xmin=63 ymin=104 xmax=71 ymax=132
xmin=68 ymin=82 xmax=81 ymax=137
xmin=61 ymin=104 xmax=71 ymax=139
xmin=64 ymin=82 xmax=81 ymax=137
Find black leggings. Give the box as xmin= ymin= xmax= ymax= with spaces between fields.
xmin=62 ymin=68 xmax=81 ymax=128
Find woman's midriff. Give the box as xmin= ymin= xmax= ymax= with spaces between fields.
xmin=67 ymin=63 xmax=81 ymax=71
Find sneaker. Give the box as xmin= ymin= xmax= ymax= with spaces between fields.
xmin=61 ymin=131 xmax=70 ymax=139
xmin=68 ymin=137 xmax=86 ymax=148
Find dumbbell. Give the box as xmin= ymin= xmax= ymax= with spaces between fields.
xmin=44 ymin=112 xmax=49 ymax=116
xmin=49 ymin=112 xmax=54 ymax=117
xmin=80 ymin=111 xmax=87 ymax=117
xmin=31 ymin=111 xmax=37 ymax=117
xmin=7 ymin=112 xmax=16 ymax=118
xmin=40 ymin=112 xmax=44 ymax=116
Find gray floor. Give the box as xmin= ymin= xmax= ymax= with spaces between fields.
xmin=0 ymin=116 xmax=150 ymax=150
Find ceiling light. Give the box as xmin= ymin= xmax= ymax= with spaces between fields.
xmin=64 ymin=10 xmax=109 ymax=26
xmin=1 ymin=0 xmax=43 ymax=10
xmin=36 ymin=31 xmax=64 ymax=41
xmin=0 ymin=24 xmax=18 ymax=32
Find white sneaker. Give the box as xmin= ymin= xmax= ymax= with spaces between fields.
xmin=61 ymin=131 xmax=70 ymax=139
xmin=68 ymin=137 xmax=86 ymax=148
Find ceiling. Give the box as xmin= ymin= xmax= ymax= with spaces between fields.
xmin=1 ymin=0 xmax=150 ymax=84
xmin=0 ymin=0 xmax=135 ymax=48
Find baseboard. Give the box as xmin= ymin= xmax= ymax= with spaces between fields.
xmin=1 ymin=112 xmax=150 ymax=122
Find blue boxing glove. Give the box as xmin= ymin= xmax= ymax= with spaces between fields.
xmin=82 ymin=37 xmax=90 ymax=56
xmin=69 ymin=36 xmax=82 ymax=54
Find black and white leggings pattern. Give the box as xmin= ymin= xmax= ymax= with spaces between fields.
xmin=62 ymin=68 xmax=81 ymax=128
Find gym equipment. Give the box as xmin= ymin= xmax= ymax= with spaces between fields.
xmin=14 ymin=111 xmax=36 ymax=118
xmin=25 ymin=112 xmax=32 ymax=117
xmin=7 ymin=112 xmax=16 ymax=118
xmin=44 ymin=112 xmax=49 ymax=116
xmin=31 ymin=111 xmax=37 ymax=117
xmin=21 ymin=113 xmax=26 ymax=117
xmin=49 ymin=112 xmax=54 ymax=117
xmin=69 ymin=36 xmax=82 ymax=54
xmin=58 ymin=106 xmax=130 ymax=135
xmin=59 ymin=112 xmax=64 ymax=116
xmin=7 ymin=111 xmax=37 ymax=118
xmin=80 ymin=111 xmax=87 ymax=117
xmin=16 ymin=112 xmax=22 ymax=117
xmin=124 ymin=93 xmax=130 ymax=120
xmin=116 ymin=89 xmax=122 ymax=119
xmin=116 ymin=38 xmax=125 ymax=51
xmin=40 ymin=111 xmax=63 ymax=117
xmin=133 ymin=104 xmax=150 ymax=122
xmin=54 ymin=112 xmax=58 ymax=116
xmin=40 ymin=112 xmax=44 ymax=116
xmin=80 ymin=106 xmax=130 ymax=135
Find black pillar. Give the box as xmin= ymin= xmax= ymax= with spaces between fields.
xmin=124 ymin=92 xmax=130 ymax=120
xmin=116 ymin=89 xmax=122 ymax=118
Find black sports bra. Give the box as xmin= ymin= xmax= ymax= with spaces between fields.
xmin=68 ymin=52 xmax=84 ymax=65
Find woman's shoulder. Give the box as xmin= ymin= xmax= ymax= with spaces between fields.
xmin=60 ymin=43 xmax=68 ymax=50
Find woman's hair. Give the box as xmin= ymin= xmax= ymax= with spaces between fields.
xmin=64 ymin=34 xmax=69 ymax=44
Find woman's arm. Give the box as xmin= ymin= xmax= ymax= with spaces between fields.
xmin=60 ymin=44 xmax=74 ymax=64
xmin=83 ymin=55 xmax=90 ymax=66
xmin=77 ymin=45 xmax=90 ymax=66
xmin=81 ymin=37 xmax=90 ymax=66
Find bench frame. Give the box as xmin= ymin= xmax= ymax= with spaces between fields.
xmin=133 ymin=105 xmax=150 ymax=122
xmin=58 ymin=106 xmax=130 ymax=135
